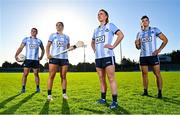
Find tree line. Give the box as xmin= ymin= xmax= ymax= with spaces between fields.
xmin=1 ymin=50 xmax=180 ymax=72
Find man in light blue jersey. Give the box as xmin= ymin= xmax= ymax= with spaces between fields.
xmin=91 ymin=9 xmax=124 ymax=109
xmin=135 ymin=16 xmax=168 ymax=98
xmin=46 ymin=22 xmax=75 ymax=101
xmin=15 ymin=28 xmax=45 ymax=93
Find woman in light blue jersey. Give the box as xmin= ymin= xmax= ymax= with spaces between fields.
xmin=91 ymin=9 xmax=124 ymax=109
xmin=46 ymin=22 xmax=74 ymax=101
xmin=15 ymin=28 xmax=45 ymax=93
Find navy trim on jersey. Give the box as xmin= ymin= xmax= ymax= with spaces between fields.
xmin=156 ymin=32 xmax=162 ymax=36
xmin=114 ymin=29 xmax=120 ymax=34
xmin=48 ymin=40 xmax=52 ymax=43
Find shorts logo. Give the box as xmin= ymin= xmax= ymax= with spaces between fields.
xmin=96 ymin=35 xmax=105 ymax=44
xmin=141 ymin=36 xmax=152 ymax=43
xmin=106 ymin=61 xmax=111 ymax=64
xmin=29 ymin=44 xmax=38 ymax=49
xmin=57 ymin=41 xmax=64 ymax=47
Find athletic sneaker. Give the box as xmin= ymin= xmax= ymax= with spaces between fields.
xmin=97 ymin=99 xmax=106 ymax=104
xmin=157 ymin=93 xmax=162 ymax=99
xmin=109 ymin=101 xmax=118 ymax=109
xmin=62 ymin=94 xmax=68 ymax=99
xmin=142 ymin=92 xmax=148 ymax=96
xmin=36 ymin=88 xmax=40 ymax=93
xmin=21 ymin=88 xmax=25 ymax=93
xmin=47 ymin=95 xmax=53 ymax=101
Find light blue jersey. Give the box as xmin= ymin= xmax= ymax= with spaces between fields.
xmin=137 ymin=27 xmax=162 ymax=57
xmin=92 ymin=23 xmax=120 ymax=59
xmin=49 ymin=33 xmax=70 ymax=59
xmin=22 ymin=37 xmax=42 ymax=60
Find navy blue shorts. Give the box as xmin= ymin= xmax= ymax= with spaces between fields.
xmin=95 ymin=56 xmax=115 ymax=69
xmin=23 ymin=59 xmax=39 ymax=68
xmin=140 ymin=56 xmax=160 ymax=66
xmin=49 ymin=58 xmax=69 ymax=66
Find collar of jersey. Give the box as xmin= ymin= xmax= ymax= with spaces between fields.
xmin=98 ymin=22 xmax=108 ymax=28
xmin=30 ymin=36 xmax=37 ymax=39
xmin=142 ymin=26 xmax=151 ymax=32
xmin=56 ymin=32 xmax=64 ymax=36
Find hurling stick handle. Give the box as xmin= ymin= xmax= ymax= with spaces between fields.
xmin=52 ymin=49 xmax=69 ymax=57
xmin=52 ymin=45 xmax=77 ymax=57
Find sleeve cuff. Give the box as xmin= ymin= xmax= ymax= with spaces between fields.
xmin=115 ymin=29 xmax=120 ymax=34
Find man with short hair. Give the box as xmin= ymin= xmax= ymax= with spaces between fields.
xmin=15 ymin=28 xmax=45 ymax=93
xmin=135 ymin=15 xmax=168 ymax=98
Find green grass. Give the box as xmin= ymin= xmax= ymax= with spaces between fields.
xmin=0 ymin=72 xmax=180 ymax=114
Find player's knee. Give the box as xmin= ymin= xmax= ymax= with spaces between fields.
xmin=99 ymin=75 xmax=105 ymax=82
xmin=108 ymin=76 xmax=115 ymax=83
xmin=154 ymin=72 xmax=161 ymax=78
xmin=100 ymin=78 xmax=106 ymax=84
xmin=34 ymin=72 xmax=38 ymax=76
xmin=49 ymin=76 xmax=55 ymax=80
xmin=61 ymin=75 xmax=66 ymax=79
xmin=23 ymin=72 xmax=29 ymax=77
xmin=142 ymin=72 xmax=148 ymax=77
xmin=49 ymin=73 xmax=56 ymax=79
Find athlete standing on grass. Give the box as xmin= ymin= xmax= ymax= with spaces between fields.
xmin=15 ymin=28 xmax=45 ymax=93
xmin=135 ymin=15 xmax=168 ymax=98
xmin=46 ymin=22 xmax=75 ymax=101
xmin=91 ymin=9 xmax=124 ymax=109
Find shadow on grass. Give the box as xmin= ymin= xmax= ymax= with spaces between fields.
xmin=111 ymin=105 xmax=130 ymax=114
xmin=0 ymin=92 xmax=36 ymax=114
xmin=79 ymin=100 xmax=130 ymax=114
xmin=147 ymin=95 xmax=180 ymax=105
xmin=79 ymin=105 xmax=130 ymax=114
xmin=62 ymin=98 xmax=70 ymax=114
xmin=162 ymin=97 xmax=180 ymax=105
xmin=0 ymin=93 xmax=21 ymax=108
xmin=39 ymin=100 xmax=50 ymax=114
xmin=79 ymin=107 xmax=105 ymax=114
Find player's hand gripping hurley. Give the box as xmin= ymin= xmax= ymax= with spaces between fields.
xmin=52 ymin=41 xmax=85 ymax=57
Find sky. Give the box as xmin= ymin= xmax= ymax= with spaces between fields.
xmin=0 ymin=0 xmax=180 ymax=66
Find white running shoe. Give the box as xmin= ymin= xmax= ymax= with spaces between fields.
xmin=47 ymin=95 xmax=53 ymax=101
xmin=62 ymin=93 xmax=68 ymax=99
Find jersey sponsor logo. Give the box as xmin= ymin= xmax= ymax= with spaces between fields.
xmin=105 ymin=28 xmax=109 ymax=32
xmin=56 ymin=41 xmax=64 ymax=47
xmin=95 ymin=35 xmax=105 ymax=44
xmin=29 ymin=44 xmax=38 ymax=49
xmin=151 ymin=30 xmax=154 ymax=34
xmin=141 ymin=36 xmax=152 ymax=43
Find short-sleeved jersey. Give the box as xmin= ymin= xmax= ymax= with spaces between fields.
xmin=136 ymin=27 xmax=162 ymax=57
xmin=22 ymin=37 xmax=43 ymax=60
xmin=92 ymin=23 xmax=120 ymax=59
xmin=48 ymin=33 xmax=70 ymax=59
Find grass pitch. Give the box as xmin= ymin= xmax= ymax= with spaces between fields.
xmin=0 ymin=72 xmax=179 ymax=114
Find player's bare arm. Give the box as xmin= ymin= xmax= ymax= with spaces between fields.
xmin=39 ymin=43 xmax=45 ymax=60
xmin=46 ymin=41 xmax=52 ymax=59
xmin=104 ymin=30 xmax=124 ymax=49
xmin=15 ymin=43 xmax=25 ymax=61
xmin=153 ymin=33 xmax=168 ymax=55
xmin=68 ymin=43 xmax=77 ymax=51
xmin=135 ymin=39 xmax=141 ymax=50
xmin=91 ymin=39 xmax=95 ymax=52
